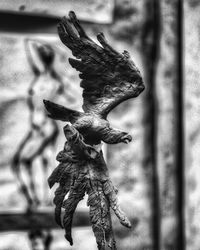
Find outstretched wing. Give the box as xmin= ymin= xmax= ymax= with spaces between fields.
xmin=58 ymin=11 xmax=144 ymax=119
xmin=43 ymin=100 xmax=83 ymax=123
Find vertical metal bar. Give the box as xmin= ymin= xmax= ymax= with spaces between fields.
xmin=152 ymin=2 xmax=161 ymax=250
xmin=141 ymin=0 xmax=161 ymax=249
xmin=156 ymin=0 xmax=185 ymax=249
xmin=177 ymin=0 xmax=185 ymax=249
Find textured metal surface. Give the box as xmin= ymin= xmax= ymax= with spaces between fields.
xmin=45 ymin=12 xmax=144 ymax=249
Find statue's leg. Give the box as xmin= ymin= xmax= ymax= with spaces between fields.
xmin=41 ymin=120 xmax=59 ymax=205
xmin=11 ymin=130 xmax=34 ymax=206
xmin=23 ymin=158 xmax=40 ymax=208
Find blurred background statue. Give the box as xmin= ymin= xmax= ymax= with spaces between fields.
xmin=11 ymin=38 xmax=77 ymax=210
xmin=10 ymin=38 xmax=79 ymax=250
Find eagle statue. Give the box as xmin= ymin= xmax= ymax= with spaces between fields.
xmin=44 ymin=11 xmax=144 ymax=250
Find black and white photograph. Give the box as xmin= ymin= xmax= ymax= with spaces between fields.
xmin=0 ymin=0 xmax=195 ymax=250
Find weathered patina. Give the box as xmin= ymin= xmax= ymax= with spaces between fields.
xmin=44 ymin=11 xmax=144 ymax=250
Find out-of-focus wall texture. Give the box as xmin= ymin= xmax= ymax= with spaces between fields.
xmin=185 ymin=1 xmax=200 ymax=250
xmin=0 ymin=0 xmax=197 ymax=250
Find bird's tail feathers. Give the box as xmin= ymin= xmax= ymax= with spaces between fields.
xmin=43 ymin=99 xmax=83 ymax=123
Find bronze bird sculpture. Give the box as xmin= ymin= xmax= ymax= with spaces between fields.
xmin=44 ymin=11 xmax=145 ymax=250
xmin=43 ymin=11 xmax=144 ymax=146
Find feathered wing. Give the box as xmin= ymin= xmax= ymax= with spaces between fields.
xmin=43 ymin=99 xmax=83 ymax=123
xmin=58 ymin=11 xmax=145 ymax=119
